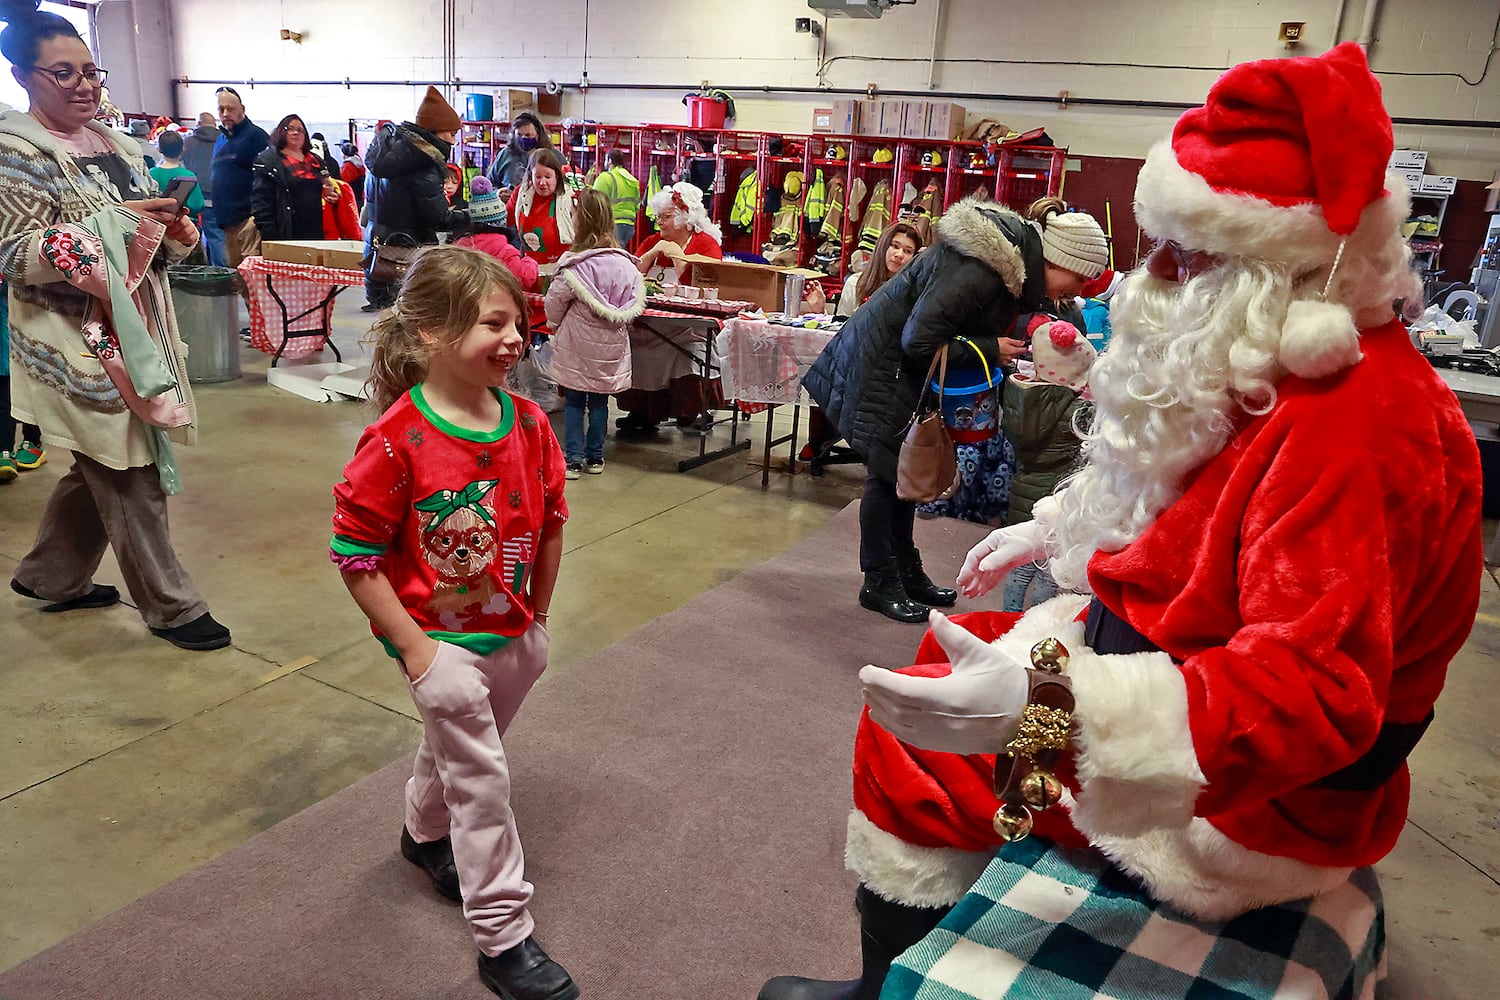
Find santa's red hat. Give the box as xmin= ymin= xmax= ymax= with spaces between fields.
xmin=1134 ymin=42 xmax=1408 ymax=378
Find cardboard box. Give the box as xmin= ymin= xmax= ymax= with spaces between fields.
xmin=1389 ymin=149 xmax=1428 ymax=171
xmin=1418 ymin=174 xmax=1458 ymax=196
xmin=262 ymin=239 xmax=367 ymax=269
xmin=855 ymin=100 xmax=882 ymax=136
xmin=877 ymin=100 xmax=906 ymax=138
xmin=817 ymin=98 xmax=860 ymax=135
xmin=1399 ymin=170 xmax=1425 ymax=194
xmin=901 ymin=100 xmax=930 ymax=139
xmin=677 ymin=254 xmax=825 ymax=312
xmin=494 ymin=88 xmax=536 ymax=122
xmin=926 ymin=101 xmax=966 ymax=139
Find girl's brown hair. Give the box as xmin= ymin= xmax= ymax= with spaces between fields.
xmin=365 ymin=246 xmax=528 ymax=413
xmin=855 ymin=222 xmax=924 ymax=304
xmin=569 ymin=188 xmax=617 ymax=253
xmin=527 ymin=147 xmax=566 ymax=187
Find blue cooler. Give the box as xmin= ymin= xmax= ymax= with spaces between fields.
xmin=465 ymin=93 xmax=494 ymax=122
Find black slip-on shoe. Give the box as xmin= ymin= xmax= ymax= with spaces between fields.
xmin=399 ymin=826 xmax=461 ymax=902
xmin=149 ymin=612 xmax=231 ymax=651
xmin=12 ymin=579 xmax=121 ymax=613
xmin=477 ymin=938 xmax=579 ymax=1000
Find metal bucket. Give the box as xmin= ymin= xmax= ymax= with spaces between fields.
xmin=169 ymin=266 xmax=242 ymax=383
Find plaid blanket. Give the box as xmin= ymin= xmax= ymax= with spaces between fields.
xmin=882 ymin=838 xmax=1385 ymax=1000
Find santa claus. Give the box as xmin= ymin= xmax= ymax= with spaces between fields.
xmin=759 ymin=42 xmax=1483 ymax=1000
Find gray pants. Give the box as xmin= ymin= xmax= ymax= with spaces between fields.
xmin=14 ymin=452 xmax=208 ymax=629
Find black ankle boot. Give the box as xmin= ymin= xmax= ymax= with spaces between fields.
xmin=757 ymin=886 xmax=951 ymax=1000
xmin=897 ymin=549 xmax=957 ymax=608
xmin=858 ymin=561 xmax=929 ymax=624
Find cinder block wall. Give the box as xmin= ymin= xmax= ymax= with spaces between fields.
xmin=135 ymin=0 xmax=1500 ymax=179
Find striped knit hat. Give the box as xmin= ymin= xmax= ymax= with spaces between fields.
xmin=1040 ymin=212 xmax=1109 ymax=279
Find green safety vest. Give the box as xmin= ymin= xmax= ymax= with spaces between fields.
xmin=593 ymin=167 xmax=641 ymax=225
xmin=804 ymin=169 xmax=827 ymax=227
xmin=645 ymin=165 xmax=663 ymax=221
xmin=731 ymin=170 xmax=758 ymax=229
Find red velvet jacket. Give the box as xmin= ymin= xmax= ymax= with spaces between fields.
xmin=1081 ymin=319 xmax=1482 ymax=869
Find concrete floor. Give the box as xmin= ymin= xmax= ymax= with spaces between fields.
xmin=1 ymin=295 xmax=1497 ymax=995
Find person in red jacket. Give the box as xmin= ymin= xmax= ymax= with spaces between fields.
xmin=321 ymin=177 xmax=362 ymax=240
xmin=338 ymin=139 xmax=365 ymax=211
xmin=506 ymin=147 xmax=574 ymax=265
xmin=759 ymin=42 xmax=1483 ymax=1000
xmin=454 ymin=176 xmax=540 ymax=290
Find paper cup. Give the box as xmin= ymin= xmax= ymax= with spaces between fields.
xmin=661 ymin=283 xmax=680 ymax=297
xmin=701 ymin=286 xmax=720 ymax=301
xmin=680 ymin=286 xmax=701 ymax=300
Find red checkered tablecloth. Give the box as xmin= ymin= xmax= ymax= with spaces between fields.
xmin=238 ymin=255 xmax=366 ymax=360
xmin=716 ymin=316 xmax=837 ymax=413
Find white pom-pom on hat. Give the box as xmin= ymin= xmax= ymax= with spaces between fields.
xmin=1279 ymin=299 xmax=1362 ymax=379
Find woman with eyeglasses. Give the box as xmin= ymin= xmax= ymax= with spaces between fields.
xmin=250 ymin=113 xmax=334 ymax=242
xmin=0 ymin=1 xmax=231 ymax=651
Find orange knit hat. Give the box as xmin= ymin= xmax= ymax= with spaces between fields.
xmin=414 ymin=86 xmax=462 ymax=134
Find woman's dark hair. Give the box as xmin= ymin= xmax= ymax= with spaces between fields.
xmin=855 ymin=222 xmax=924 ymax=304
xmin=270 ymin=114 xmax=309 ymax=153
xmin=511 ymin=112 xmax=554 ymax=151
xmin=0 ymin=0 xmax=84 ymax=69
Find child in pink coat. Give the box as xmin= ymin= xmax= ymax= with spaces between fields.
xmin=454 ymin=176 xmax=540 ymax=291
xmin=543 ymin=190 xmax=646 ymax=478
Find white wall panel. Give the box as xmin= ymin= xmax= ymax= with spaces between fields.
xmin=144 ymin=0 xmax=1500 ymax=177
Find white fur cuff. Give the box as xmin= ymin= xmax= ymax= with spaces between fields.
xmin=1067 ymin=643 xmax=1206 ymax=839
xmin=844 ymin=810 xmax=993 ymax=908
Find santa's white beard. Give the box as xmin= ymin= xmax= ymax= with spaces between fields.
xmin=1043 ymin=260 xmax=1291 ymax=589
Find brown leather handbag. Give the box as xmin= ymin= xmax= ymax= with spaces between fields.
xmin=896 ymin=346 xmax=960 ymax=502
xmin=362 ymin=233 xmax=420 ymax=284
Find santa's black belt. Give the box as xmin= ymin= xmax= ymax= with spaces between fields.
xmin=1081 ymin=597 xmax=1429 ymax=792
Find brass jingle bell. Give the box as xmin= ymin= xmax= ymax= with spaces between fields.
xmin=1020 ymin=768 xmax=1064 ymax=809
xmin=991 ymin=803 xmax=1034 ymax=842
xmin=1029 ymin=637 xmax=1070 ymax=674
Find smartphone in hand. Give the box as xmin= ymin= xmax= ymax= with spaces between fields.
xmin=163 ymin=176 xmax=198 ymax=216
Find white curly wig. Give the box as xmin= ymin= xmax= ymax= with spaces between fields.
xmin=648 ymin=181 xmax=723 ymax=245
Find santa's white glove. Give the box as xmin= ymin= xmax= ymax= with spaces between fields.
xmin=859 ymin=611 xmax=1030 ymax=756
xmin=955 ymin=519 xmax=1047 ymax=600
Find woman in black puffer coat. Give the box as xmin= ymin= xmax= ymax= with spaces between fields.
xmin=804 ymin=195 xmax=1105 ymax=623
xmin=362 ymin=88 xmax=469 ymax=309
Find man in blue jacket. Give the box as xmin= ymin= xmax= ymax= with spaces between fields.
xmin=210 ymin=87 xmax=269 ymax=268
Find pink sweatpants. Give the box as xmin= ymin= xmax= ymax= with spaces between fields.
xmin=403 ymin=625 xmax=550 ymax=956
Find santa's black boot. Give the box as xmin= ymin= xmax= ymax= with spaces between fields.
xmin=757 ymin=886 xmax=950 ymax=1000
xmin=897 ymin=548 xmax=957 ymax=608
xmin=859 ymin=561 xmax=930 ymax=624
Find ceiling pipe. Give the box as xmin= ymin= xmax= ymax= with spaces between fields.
xmin=1328 ymin=0 xmax=1349 ymax=50
xmin=1357 ymin=0 xmax=1382 ymax=55
xmin=927 ymin=0 xmax=944 ymax=90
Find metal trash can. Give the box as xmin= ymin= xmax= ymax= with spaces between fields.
xmin=168 ymin=265 xmax=241 ymax=383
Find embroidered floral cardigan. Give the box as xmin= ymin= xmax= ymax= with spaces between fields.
xmin=0 ymin=108 xmax=197 ymax=471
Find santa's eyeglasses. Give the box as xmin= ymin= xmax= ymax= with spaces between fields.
xmin=1147 ymin=240 xmax=1219 ymax=283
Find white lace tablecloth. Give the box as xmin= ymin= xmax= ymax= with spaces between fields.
xmin=716 ymin=316 xmax=837 ymax=408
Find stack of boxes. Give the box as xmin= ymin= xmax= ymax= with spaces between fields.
xmin=1391 ymin=149 xmax=1458 ymax=198
xmin=812 ymin=98 xmax=966 ymax=140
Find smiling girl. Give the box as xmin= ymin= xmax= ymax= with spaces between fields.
xmin=330 ymin=246 xmax=577 ymax=1000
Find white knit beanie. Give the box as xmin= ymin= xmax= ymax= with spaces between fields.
xmin=1040 ymin=212 xmax=1109 ymax=279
